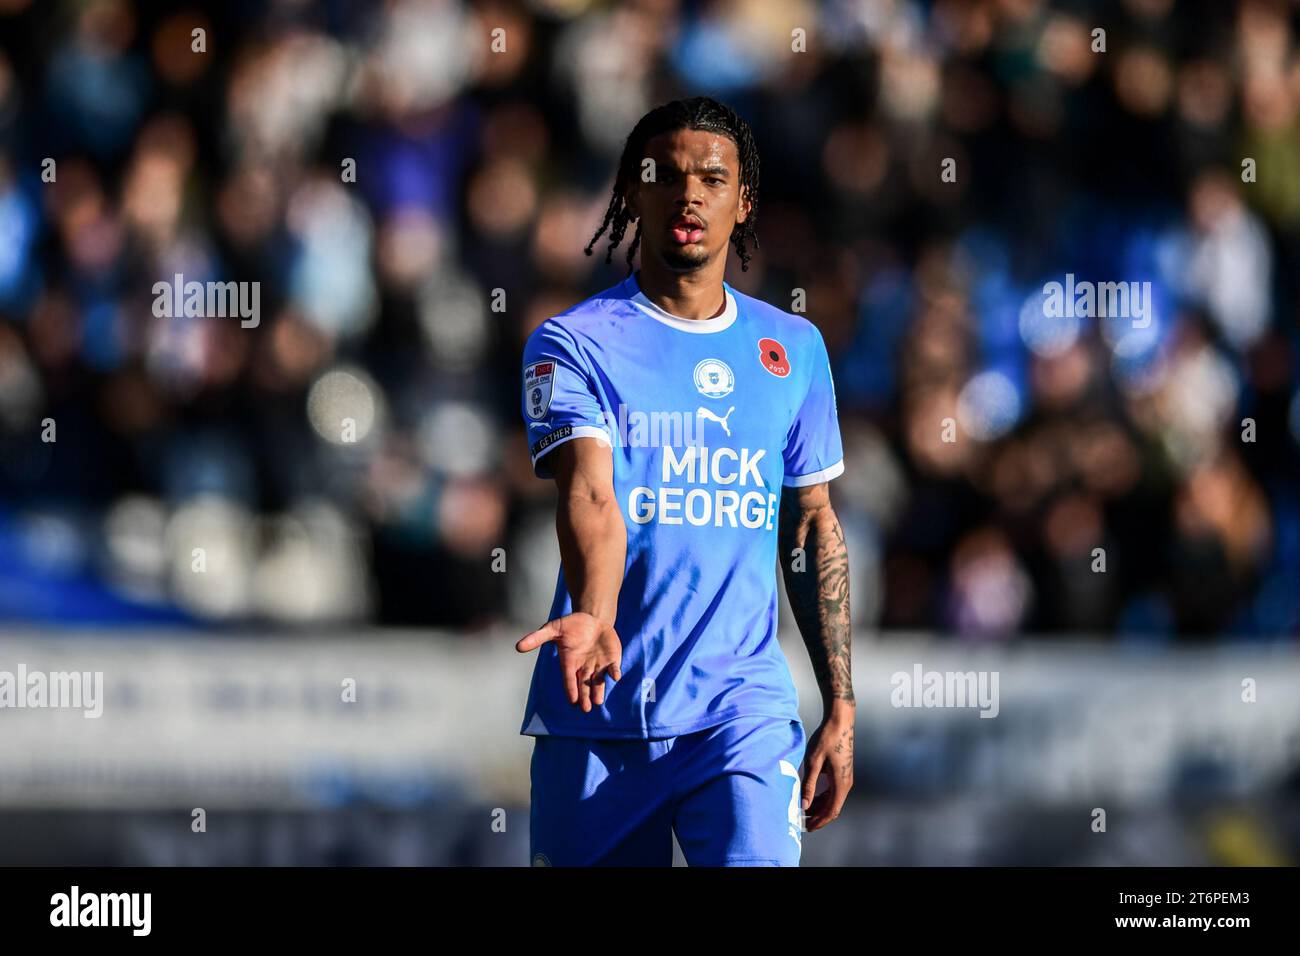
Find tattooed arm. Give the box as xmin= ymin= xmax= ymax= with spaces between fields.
xmin=778 ymin=480 xmax=853 ymax=830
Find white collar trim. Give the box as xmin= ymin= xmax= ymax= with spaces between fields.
xmin=627 ymin=277 xmax=738 ymax=334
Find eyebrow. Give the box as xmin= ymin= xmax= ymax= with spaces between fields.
xmin=658 ymin=159 xmax=734 ymax=178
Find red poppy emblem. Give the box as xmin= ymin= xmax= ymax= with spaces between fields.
xmin=758 ymin=338 xmax=790 ymax=377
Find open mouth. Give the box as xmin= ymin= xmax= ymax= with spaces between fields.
xmin=670 ymin=215 xmax=705 ymax=245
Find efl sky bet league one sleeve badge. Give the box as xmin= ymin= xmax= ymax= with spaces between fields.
xmin=758 ymin=338 xmax=791 ymax=377
xmin=524 ymin=360 xmax=555 ymax=420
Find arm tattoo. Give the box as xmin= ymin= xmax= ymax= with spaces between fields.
xmin=778 ymin=493 xmax=853 ymax=705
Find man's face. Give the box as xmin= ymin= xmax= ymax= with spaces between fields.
xmin=627 ymin=127 xmax=750 ymax=273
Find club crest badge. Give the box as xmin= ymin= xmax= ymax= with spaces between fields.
xmin=694 ymin=358 xmax=734 ymax=399
xmin=758 ymin=338 xmax=790 ymax=377
xmin=524 ymin=360 xmax=555 ymax=420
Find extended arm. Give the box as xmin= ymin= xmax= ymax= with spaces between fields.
xmin=516 ymin=437 xmax=626 ymax=712
xmin=552 ymin=437 xmax=626 ymax=628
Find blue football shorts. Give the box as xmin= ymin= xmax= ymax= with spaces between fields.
xmin=529 ymin=714 xmax=807 ymax=867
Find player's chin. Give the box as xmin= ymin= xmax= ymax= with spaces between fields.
xmin=658 ymin=244 xmax=713 ymax=271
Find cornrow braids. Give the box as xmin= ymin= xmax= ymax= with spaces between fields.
xmin=584 ymin=96 xmax=761 ymax=273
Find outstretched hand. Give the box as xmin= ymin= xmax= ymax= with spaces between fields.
xmin=516 ymin=612 xmax=623 ymax=712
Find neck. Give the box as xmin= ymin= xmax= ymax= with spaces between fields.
xmin=635 ymin=256 xmax=727 ymax=321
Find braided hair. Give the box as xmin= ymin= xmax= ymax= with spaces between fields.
xmin=584 ymin=96 xmax=761 ymax=273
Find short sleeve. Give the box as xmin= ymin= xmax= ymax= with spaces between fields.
xmin=783 ymin=327 xmax=845 ymax=487
xmin=522 ymin=320 xmax=612 ymax=479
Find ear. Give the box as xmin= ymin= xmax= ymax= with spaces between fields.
xmin=736 ymin=183 xmax=751 ymax=225
xmin=624 ymin=180 xmax=641 ymax=220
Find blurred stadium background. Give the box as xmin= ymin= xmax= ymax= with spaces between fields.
xmin=0 ymin=0 xmax=1298 ymax=865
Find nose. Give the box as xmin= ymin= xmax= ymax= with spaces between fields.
xmin=672 ymin=175 xmax=704 ymax=208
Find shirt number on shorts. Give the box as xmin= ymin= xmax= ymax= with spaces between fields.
xmin=780 ymin=759 xmax=803 ymax=848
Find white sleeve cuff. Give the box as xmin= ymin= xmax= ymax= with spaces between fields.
xmin=783 ymin=458 xmax=845 ymax=487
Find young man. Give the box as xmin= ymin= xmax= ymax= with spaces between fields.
xmin=516 ymin=97 xmax=853 ymax=866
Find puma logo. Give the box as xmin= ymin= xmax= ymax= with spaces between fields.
xmin=696 ymin=405 xmax=736 ymax=437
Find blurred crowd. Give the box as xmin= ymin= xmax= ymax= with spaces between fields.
xmin=0 ymin=0 xmax=1298 ymax=637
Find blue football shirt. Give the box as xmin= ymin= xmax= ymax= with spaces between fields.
xmin=519 ymin=272 xmax=844 ymax=739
